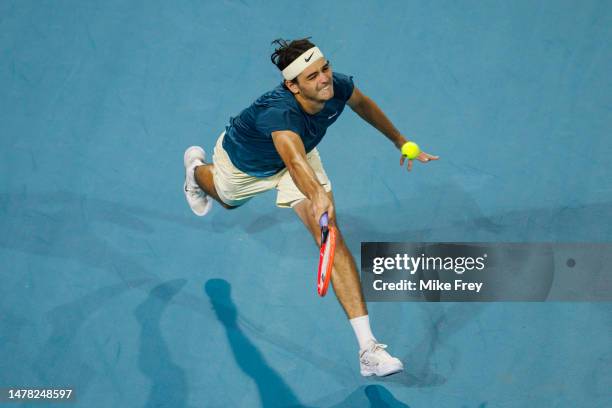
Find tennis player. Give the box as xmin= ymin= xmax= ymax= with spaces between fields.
xmin=183 ymin=38 xmax=438 ymax=376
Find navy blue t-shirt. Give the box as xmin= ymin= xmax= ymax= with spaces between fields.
xmin=222 ymin=72 xmax=355 ymax=177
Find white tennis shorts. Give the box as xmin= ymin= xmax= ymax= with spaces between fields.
xmin=212 ymin=132 xmax=332 ymax=208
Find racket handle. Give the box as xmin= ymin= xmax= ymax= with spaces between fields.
xmin=319 ymin=212 xmax=329 ymax=228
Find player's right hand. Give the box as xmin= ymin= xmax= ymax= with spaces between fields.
xmin=311 ymin=191 xmax=335 ymax=227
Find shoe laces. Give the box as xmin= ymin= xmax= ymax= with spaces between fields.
xmin=185 ymin=183 xmax=202 ymax=194
xmin=361 ymin=343 xmax=393 ymax=364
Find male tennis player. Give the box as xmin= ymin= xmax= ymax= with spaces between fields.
xmin=183 ymin=38 xmax=438 ymax=376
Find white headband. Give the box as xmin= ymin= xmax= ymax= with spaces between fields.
xmin=281 ymin=47 xmax=325 ymax=80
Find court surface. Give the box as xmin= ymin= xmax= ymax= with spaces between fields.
xmin=1 ymin=1 xmax=611 ymax=407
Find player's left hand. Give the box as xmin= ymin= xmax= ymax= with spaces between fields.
xmin=400 ymin=151 xmax=439 ymax=171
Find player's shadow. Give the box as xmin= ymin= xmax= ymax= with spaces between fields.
xmin=135 ymin=279 xmax=189 ymax=408
xmin=204 ymin=278 xmax=306 ymax=408
xmin=312 ymin=384 xmax=410 ymax=407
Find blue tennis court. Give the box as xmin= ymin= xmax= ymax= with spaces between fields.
xmin=1 ymin=1 xmax=611 ymax=406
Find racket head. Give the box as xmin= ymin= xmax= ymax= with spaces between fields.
xmin=317 ymin=225 xmax=336 ymax=296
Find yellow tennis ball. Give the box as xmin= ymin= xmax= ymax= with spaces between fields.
xmin=401 ymin=142 xmax=420 ymax=159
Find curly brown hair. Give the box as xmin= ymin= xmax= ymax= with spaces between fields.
xmin=270 ymin=37 xmax=316 ymax=73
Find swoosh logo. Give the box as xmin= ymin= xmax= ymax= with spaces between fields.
xmin=328 ymin=112 xmax=338 ymax=119
xmin=304 ymin=51 xmax=315 ymax=62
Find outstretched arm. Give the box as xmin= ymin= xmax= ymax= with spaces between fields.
xmin=272 ymin=130 xmax=335 ymax=224
xmin=347 ymin=87 xmax=439 ymax=171
xmin=347 ymin=87 xmax=407 ymax=149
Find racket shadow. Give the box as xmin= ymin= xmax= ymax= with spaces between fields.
xmin=204 ymin=279 xmax=310 ymax=408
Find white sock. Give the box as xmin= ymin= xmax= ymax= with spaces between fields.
xmin=350 ymin=315 xmax=376 ymax=350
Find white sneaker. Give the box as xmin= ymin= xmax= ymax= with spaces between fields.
xmin=183 ymin=146 xmax=212 ymax=216
xmin=359 ymin=342 xmax=404 ymax=377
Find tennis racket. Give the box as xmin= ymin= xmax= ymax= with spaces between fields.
xmin=317 ymin=212 xmax=336 ymax=297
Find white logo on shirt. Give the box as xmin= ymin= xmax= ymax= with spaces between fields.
xmin=328 ymin=112 xmax=338 ymax=120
